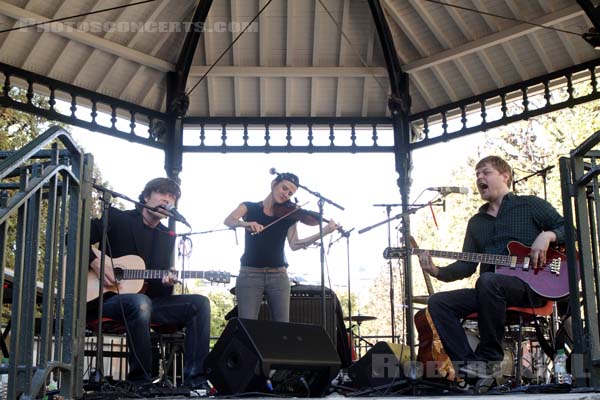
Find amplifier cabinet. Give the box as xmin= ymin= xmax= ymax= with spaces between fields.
xmin=258 ymin=292 xmax=337 ymax=347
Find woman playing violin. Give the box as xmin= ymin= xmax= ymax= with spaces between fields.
xmin=224 ymin=172 xmax=338 ymax=322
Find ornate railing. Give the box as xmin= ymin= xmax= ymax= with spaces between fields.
xmin=181 ymin=117 xmax=395 ymax=153
xmin=0 ymin=126 xmax=93 ymax=399
xmin=410 ymin=58 xmax=600 ymax=149
xmin=0 ymin=62 xmax=167 ymax=149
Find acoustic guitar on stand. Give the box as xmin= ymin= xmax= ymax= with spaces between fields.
xmin=87 ymin=253 xmax=231 ymax=302
xmin=408 ymin=237 xmax=461 ymax=382
xmin=384 ymin=241 xmax=572 ymax=299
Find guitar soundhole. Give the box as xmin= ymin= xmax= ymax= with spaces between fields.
xmin=114 ymin=267 xmax=124 ymax=281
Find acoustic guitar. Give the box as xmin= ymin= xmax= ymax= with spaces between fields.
xmin=87 ymin=253 xmax=231 ymax=302
xmin=409 ymin=237 xmax=461 ymax=382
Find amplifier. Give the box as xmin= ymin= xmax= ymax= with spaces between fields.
xmin=258 ymin=286 xmax=338 ymax=346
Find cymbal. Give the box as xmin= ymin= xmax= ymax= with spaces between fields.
xmin=344 ymin=315 xmax=377 ymax=323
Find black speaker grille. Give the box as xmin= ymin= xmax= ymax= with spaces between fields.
xmin=258 ymin=295 xmax=337 ymax=346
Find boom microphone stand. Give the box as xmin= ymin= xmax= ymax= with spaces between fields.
xmin=88 ymin=185 xmax=111 ymax=386
xmin=372 ymin=203 xmax=402 ymax=343
xmin=358 ymin=198 xmax=468 ymax=395
xmin=512 ymin=165 xmax=554 ymax=200
xmin=176 ymin=227 xmax=233 ymax=292
xmin=328 ymin=227 xmax=356 ymax=356
xmin=358 ymin=198 xmax=444 ymax=357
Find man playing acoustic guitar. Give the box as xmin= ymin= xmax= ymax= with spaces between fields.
xmin=417 ymin=156 xmax=565 ymax=380
xmin=88 ymin=177 xmax=211 ymax=395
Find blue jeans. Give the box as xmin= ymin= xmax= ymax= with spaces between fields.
xmin=102 ymin=293 xmax=210 ymax=384
xmin=235 ymin=268 xmax=290 ymax=322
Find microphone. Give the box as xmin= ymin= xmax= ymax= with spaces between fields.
xmin=161 ymin=204 xmax=192 ymax=228
xmin=269 ymin=167 xmax=279 ymax=176
xmin=427 ymin=186 xmax=469 ymax=195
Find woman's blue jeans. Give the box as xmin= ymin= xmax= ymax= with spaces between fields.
xmin=235 ymin=268 xmax=290 ymax=322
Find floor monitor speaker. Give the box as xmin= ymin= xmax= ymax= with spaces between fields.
xmin=204 ymin=318 xmax=341 ymax=396
xmin=347 ymin=341 xmax=410 ymax=388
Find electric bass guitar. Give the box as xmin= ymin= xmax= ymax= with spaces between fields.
xmin=384 ymin=241 xmax=572 ymax=299
xmin=87 ymin=254 xmax=231 ymax=302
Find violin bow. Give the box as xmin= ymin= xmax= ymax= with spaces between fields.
xmin=251 ymin=201 xmax=309 ymax=235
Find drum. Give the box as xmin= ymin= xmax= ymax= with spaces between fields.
xmin=347 ymin=331 xmax=358 ymax=361
xmin=464 ymin=329 xmax=515 ymax=383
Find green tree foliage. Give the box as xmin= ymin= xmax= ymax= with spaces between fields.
xmin=360 ymin=261 xmax=405 ymax=339
xmin=337 ymin=290 xmax=360 ymax=321
xmin=208 ymin=291 xmax=235 ymax=338
xmin=0 ymin=90 xmax=51 ymax=149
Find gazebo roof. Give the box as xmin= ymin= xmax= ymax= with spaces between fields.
xmin=1 ymin=0 xmax=597 ymax=120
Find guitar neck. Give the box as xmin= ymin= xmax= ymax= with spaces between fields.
xmin=423 ymin=270 xmax=435 ymax=295
xmin=407 ymin=236 xmax=435 ymax=296
xmin=122 ymin=269 xmax=206 ymax=280
xmin=412 ymin=248 xmax=513 ymax=266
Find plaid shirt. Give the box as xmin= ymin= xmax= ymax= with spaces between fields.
xmin=437 ymin=192 xmax=565 ymax=282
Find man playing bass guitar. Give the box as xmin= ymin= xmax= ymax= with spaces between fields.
xmin=87 ymin=177 xmax=211 ymax=395
xmin=417 ymin=156 xmax=565 ymax=380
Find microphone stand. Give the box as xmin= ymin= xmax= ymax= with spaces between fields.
xmin=177 ymin=235 xmax=192 ymax=294
xmin=294 ymin=181 xmax=344 ymax=331
xmin=512 ymin=165 xmax=554 ymax=200
xmin=175 ymin=227 xmax=233 ymax=292
xmin=371 ymin=203 xmax=403 ymax=343
xmin=88 ymin=185 xmax=111 ymax=386
xmin=358 ymin=200 xmax=443 ymax=235
xmin=88 ymin=183 xmax=177 ymax=385
xmin=358 ymin=199 xmax=444 ymax=355
xmin=328 ymin=227 xmax=356 ymax=354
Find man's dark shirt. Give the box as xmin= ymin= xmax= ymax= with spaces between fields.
xmin=89 ymin=207 xmax=175 ymax=298
xmin=437 ymin=193 xmax=565 ymax=282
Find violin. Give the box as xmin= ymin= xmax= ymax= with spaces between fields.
xmin=252 ymin=200 xmax=346 ymax=235
xmin=272 ymin=201 xmax=325 ymax=226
